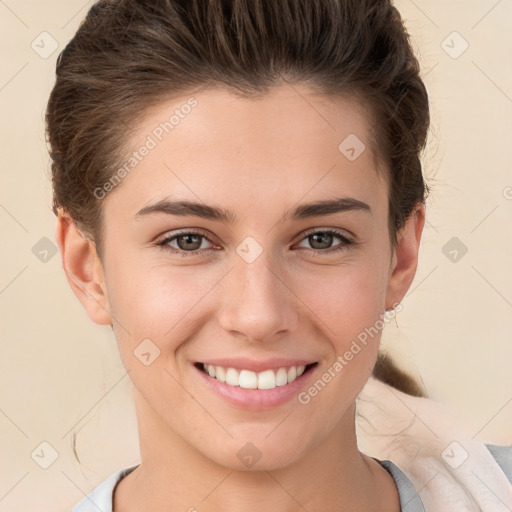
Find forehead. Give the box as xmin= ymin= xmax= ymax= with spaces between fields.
xmin=138 ymin=83 xmax=379 ymax=163
xmin=105 ymin=83 xmax=388 ymax=219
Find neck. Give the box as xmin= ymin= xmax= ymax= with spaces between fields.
xmin=114 ymin=390 xmax=399 ymax=512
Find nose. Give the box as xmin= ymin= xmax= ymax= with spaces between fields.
xmin=217 ymin=249 xmax=299 ymax=343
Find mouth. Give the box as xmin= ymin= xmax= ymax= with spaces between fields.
xmin=194 ymin=361 xmax=318 ymax=390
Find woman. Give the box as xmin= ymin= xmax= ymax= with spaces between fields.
xmin=46 ymin=0 xmax=512 ymax=510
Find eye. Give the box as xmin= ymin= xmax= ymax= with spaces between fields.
xmin=156 ymin=230 xmax=216 ymax=256
xmin=295 ymin=229 xmax=354 ymax=254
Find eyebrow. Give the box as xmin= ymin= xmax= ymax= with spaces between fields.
xmin=135 ymin=196 xmax=371 ymax=223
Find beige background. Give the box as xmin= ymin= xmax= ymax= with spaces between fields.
xmin=1 ymin=0 xmax=511 ymax=510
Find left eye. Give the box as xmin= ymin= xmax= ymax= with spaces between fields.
xmin=156 ymin=229 xmax=354 ymax=256
xmin=296 ymin=229 xmax=353 ymax=252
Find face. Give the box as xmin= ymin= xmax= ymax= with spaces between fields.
xmin=61 ymin=83 xmax=423 ymax=472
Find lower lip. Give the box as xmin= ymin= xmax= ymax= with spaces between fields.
xmin=194 ymin=364 xmax=318 ymax=410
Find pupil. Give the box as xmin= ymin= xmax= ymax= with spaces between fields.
xmin=311 ymin=232 xmax=332 ymax=249
xmin=178 ymin=234 xmax=201 ymax=251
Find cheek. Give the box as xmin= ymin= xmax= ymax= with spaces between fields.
xmin=105 ymin=261 xmax=222 ymax=351
xmin=292 ymin=261 xmax=388 ymax=414
xmin=293 ymin=257 xmax=389 ymax=343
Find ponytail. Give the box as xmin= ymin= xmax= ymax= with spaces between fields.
xmin=372 ymin=352 xmax=426 ymax=398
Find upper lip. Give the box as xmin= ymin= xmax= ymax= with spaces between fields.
xmin=197 ymin=358 xmax=317 ymax=372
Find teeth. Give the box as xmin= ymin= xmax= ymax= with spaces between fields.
xmin=276 ymin=367 xmax=288 ymax=386
xmin=239 ymin=370 xmax=258 ymax=389
xmin=257 ymin=370 xmax=275 ymax=389
xmin=225 ymin=367 xmax=239 ymax=386
xmin=215 ymin=366 xmax=226 ymax=383
xmin=202 ymin=363 xmax=310 ymax=389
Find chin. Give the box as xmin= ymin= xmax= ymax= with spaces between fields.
xmin=200 ymin=436 xmax=305 ymax=472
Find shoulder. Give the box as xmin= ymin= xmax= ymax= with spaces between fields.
xmin=378 ymin=458 xmax=426 ymax=512
xmin=485 ymin=443 xmax=512 ymax=483
xmin=377 ymin=443 xmax=512 ymax=512
xmin=70 ymin=465 xmax=139 ymax=512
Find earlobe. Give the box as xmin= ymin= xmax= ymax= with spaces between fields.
xmin=385 ymin=204 xmax=426 ymax=310
xmin=55 ymin=209 xmax=113 ymax=325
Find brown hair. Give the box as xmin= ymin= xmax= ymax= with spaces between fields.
xmin=46 ymin=0 xmax=429 ymax=397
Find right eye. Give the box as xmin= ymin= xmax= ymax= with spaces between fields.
xmin=156 ymin=230 xmax=217 ymax=257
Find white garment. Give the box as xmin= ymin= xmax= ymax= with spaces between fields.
xmin=356 ymin=376 xmax=512 ymax=512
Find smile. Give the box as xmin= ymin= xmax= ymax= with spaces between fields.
xmin=197 ymin=362 xmax=317 ymax=389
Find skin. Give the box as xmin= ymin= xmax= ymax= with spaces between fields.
xmin=56 ymin=83 xmax=424 ymax=512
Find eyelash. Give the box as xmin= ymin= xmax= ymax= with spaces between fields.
xmin=155 ymin=228 xmax=355 ymax=257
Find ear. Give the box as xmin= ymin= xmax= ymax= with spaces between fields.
xmin=385 ymin=203 xmax=425 ymax=310
xmin=55 ymin=209 xmax=112 ymax=325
